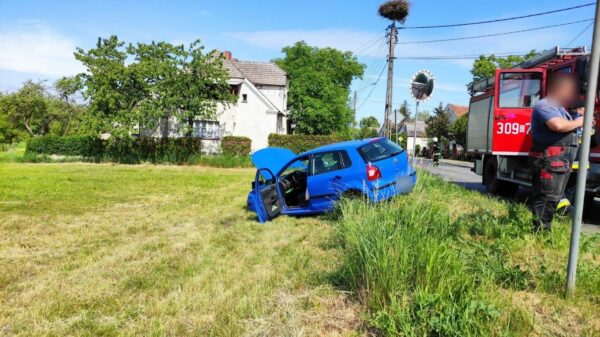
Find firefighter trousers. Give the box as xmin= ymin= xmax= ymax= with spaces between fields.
xmin=530 ymin=145 xmax=574 ymax=231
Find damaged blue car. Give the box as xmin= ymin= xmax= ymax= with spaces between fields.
xmin=247 ymin=137 xmax=416 ymax=223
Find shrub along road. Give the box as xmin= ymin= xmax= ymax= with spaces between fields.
xmin=0 ymin=163 xmax=598 ymax=336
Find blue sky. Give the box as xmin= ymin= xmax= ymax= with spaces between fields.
xmin=0 ymin=0 xmax=595 ymax=122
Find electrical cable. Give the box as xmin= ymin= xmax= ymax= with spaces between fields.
xmin=400 ymin=3 xmax=595 ymax=29
xmin=357 ymin=60 xmax=388 ymax=111
xmin=397 ymin=18 xmax=594 ymax=45
xmin=565 ymin=21 xmax=594 ymax=47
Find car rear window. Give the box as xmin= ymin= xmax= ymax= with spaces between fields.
xmin=358 ymin=139 xmax=404 ymax=163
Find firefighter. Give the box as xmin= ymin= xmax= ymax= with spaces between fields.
xmin=557 ymin=100 xmax=596 ymax=214
xmin=529 ymin=74 xmax=585 ymax=231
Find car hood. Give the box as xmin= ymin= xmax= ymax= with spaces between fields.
xmin=250 ymin=147 xmax=297 ymax=174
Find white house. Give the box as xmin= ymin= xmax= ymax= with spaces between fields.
xmin=401 ymin=120 xmax=429 ymax=156
xmin=150 ymin=51 xmax=289 ymax=153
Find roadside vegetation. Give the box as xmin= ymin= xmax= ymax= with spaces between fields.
xmin=1 ymin=161 xmax=598 ymax=336
xmin=334 ymin=173 xmax=600 ymax=336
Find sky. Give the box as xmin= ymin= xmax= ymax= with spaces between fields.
xmin=0 ymin=0 xmax=595 ymax=123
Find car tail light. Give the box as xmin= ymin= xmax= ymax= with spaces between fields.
xmin=366 ymin=164 xmax=382 ymax=181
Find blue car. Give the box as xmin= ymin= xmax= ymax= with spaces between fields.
xmin=247 ymin=137 xmax=416 ymax=223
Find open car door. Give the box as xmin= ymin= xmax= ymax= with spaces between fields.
xmin=253 ymin=168 xmax=283 ymax=223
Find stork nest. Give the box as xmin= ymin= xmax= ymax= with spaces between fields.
xmin=378 ymin=0 xmax=410 ymax=23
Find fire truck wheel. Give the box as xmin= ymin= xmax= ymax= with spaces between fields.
xmin=584 ymin=193 xmax=596 ymax=211
xmin=484 ymin=157 xmax=518 ymax=197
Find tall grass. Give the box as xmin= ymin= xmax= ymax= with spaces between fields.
xmin=334 ymin=172 xmax=600 ymax=336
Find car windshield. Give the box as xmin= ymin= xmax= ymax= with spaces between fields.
xmin=358 ymin=139 xmax=404 ymax=163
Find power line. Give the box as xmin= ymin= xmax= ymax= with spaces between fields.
xmin=357 ymin=59 xmax=387 ymax=111
xmin=565 ymin=21 xmax=594 ymax=46
xmin=400 ymin=3 xmax=595 ymax=29
xmin=397 ymin=18 xmax=594 ymax=45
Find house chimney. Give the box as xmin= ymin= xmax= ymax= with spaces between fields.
xmin=223 ymin=51 xmax=232 ymax=61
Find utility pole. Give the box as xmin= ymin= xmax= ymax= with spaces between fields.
xmin=384 ymin=23 xmax=397 ymax=138
xmin=566 ymin=0 xmax=600 ymax=298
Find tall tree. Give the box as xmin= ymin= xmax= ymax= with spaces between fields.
xmin=425 ymin=103 xmax=451 ymax=142
xmin=470 ymin=50 xmax=538 ymax=84
xmin=0 ymin=81 xmax=66 ymax=137
xmin=399 ymin=100 xmax=411 ymax=122
xmin=359 ymin=116 xmax=380 ymax=129
xmin=75 ymin=36 xmax=234 ymax=137
xmin=451 ymin=114 xmax=468 ymax=148
xmin=275 ymin=41 xmax=365 ymax=135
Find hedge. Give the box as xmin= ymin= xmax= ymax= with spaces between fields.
xmin=27 ymin=135 xmax=103 ymax=158
xmin=221 ymin=136 xmax=251 ymax=156
xmin=268 ymin=134 xmax=349 ymax=153
xmin=26 ymin=136 xmax=204 ymax=164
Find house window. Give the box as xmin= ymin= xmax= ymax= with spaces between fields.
xmin=193 ymin=120 xmax=220 ymax=139
xmin=242 ymin=94 xmax=248 ymax=103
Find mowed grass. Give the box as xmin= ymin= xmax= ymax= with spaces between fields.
xmin=334 ymin=173 xmax=600 ymax=336
xmin=0 ymin=163 xmax=361 ymax=336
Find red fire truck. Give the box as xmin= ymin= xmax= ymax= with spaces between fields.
xmin=467 ymin=47 xmax=599 ymax=206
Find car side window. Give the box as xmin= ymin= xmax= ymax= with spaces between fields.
xmin=340 ymin=151 xmax=352 ymax=169
xmin=311 ymin=151 xmax=347 ymax=175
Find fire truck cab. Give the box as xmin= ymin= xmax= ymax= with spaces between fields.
xmin=467 ymin=47 xmax=600 ymax=205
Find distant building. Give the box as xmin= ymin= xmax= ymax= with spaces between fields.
xmin=400 ymin=120 xmax=428 ymax=155
xmin=444 ymin=104 xmax=469 ymax=123
xmin=149 ymin=51 xmax=288 ymax=153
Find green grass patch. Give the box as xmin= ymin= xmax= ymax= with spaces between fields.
xmin=0 ymin=163 xmax=359 ymax=336
xmin=334 ymin=172 xmax=600 ymax=336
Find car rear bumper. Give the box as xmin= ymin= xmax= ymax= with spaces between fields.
xmin=368 ymin=172 xmax=417 ymax=201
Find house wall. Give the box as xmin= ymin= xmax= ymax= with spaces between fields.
xmin=143 ymin=81 xmax=287 ymax=153
xmin=407 ymin=137 xmax=429 ymax=156
xmin=217 ymin=82 xmax=286 ymax=151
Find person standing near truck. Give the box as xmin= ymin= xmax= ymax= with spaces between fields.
xmin=529 ymin=74 xmax=585 ymax=231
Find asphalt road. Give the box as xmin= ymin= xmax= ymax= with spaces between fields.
xmin=418 ymin=158 xmax=600 ymax=233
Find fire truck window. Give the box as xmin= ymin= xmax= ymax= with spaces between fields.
xmin=499 ymin=72 xmax=542 ymax=108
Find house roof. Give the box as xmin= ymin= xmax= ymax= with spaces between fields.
xmin=446 ymin=104 xmax=469 ymax=117
xmin=224 ymin=59 xmax=287 ymax=86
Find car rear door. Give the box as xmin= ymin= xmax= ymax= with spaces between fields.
xmin=252 ymin=168 xmax=282 ymax=223
xmin=493 ymin=68 xmax=546 ymax=155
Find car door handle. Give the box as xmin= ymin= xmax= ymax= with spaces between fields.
xmin=333 ymin=175 xmax=342 ymax=181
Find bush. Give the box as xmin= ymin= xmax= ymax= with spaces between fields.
xmin=221 ymin=136 xmax=251 ymax=156
xmin=268 ymin=134 xmax=349 ymax=153
xmin=26 ymin=136 xmax=204 ymax=164
xmin=27 ymin=135 xmax=103 ymax=158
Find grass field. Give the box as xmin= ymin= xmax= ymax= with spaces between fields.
xmin=1 ymin=162 xmax=599 ymax=336
xmin=0 ymin=163 xmax=359 ymax=336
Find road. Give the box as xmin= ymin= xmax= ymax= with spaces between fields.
xmin=418 ymin=158 xmax=600 ymax=233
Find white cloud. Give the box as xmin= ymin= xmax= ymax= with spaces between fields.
xmin=0 ymin=24 xmax=83 ymax=77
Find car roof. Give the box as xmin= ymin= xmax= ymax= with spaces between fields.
xmin=298 ymin=138 xmax=384 ymax=156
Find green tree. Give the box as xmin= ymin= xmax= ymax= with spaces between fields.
xmin=75 ymin=36 xmax=234 ymax=137
xmin=275 ymin=41 xmax=365 ymax=135
xmin=425 ymin=103 xmax=451 ymax=143
xmin=470 ymin=50 xmax=538 ymax=84
xmin=0 ymin=80 xmax=66 ymax=137
xmin=399 ymin=100 xmax=411 ymax=122
xmin=451 ymin=114 xmax=468 ymax=148
xmin=357 ymin=116 xmax=380 ymax=139
xmin=359 ymin=116 xmax=380 ymax=129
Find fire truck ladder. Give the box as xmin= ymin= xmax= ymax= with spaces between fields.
xmin=468 ymin=46 xmax=590 ymax=96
